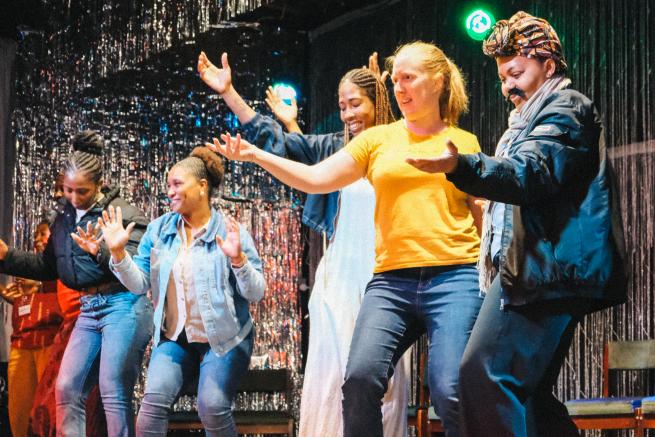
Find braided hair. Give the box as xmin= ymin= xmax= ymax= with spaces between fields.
xmin=338 ymin=68 xmax=395 ymax=143
xmin=63 ymin=130 xmax=104 ymax=184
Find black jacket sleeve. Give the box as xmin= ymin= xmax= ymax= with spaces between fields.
xmin=447 ymin=90 xmax=599 ymax=206
xmin=0 ymin=233 xmax=59 ymax=281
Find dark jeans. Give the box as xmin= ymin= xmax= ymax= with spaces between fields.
xmin=342 ymin=264 xmax=482 ymax=437
xmin=459 ymin=276 xmax=585 ymax=437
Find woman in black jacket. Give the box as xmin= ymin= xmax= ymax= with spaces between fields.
xmin=0 ymin=130 xmax=153 ymax=437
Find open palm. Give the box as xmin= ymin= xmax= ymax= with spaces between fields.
xmin=97 ymin=205 xmax=135 ymax=254
xmin=71 ymin=220 xmax=103 ymax=256
xmin=206 ymin=133 xmax=257 ymax=162
xmin=265 ymin=86 xmax=298 ymax=126
xmin=197 ymin=51 xmax=232 ymax=94
xmin=216 ymin=216 xmax=242 ymax=259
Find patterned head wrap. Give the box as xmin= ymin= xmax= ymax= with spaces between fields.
xmin=482 ymin=11 xmax=567 ymax=73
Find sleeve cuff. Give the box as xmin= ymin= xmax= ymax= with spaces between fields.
xmin=109 ymin=253 xmax=132 ymax=273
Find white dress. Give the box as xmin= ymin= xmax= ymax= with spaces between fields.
xmin=298 ymin=178 xmax=409 ymax=437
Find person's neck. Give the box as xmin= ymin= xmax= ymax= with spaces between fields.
xmin=404 ymin=113 xmax=448 ymax=136
xmin=182 ymin=207 xmax=212 ymax=232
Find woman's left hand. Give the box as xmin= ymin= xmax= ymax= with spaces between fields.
xmin=216 ymin=216 xmax=242 ymax=263
xmin=406 ymin=139 xmax=459 ymax=174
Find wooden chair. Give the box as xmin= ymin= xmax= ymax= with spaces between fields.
xmin=407 ymin=338 xmax=444 ymax=437
xmin=168 ymin=368 xmax=294 ymax=436
xmin=564 ymin=340 xmax=655 ymax=436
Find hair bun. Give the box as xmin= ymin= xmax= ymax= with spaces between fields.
xmin=71 ymin=130 xmax=104 ymax=156
xmin=190 ymin=146 xmax=224 ymax=189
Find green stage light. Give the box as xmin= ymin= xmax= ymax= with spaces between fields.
xmin=465 ymin=9 xmax=495 ymax=41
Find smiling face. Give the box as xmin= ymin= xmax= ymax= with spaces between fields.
xmin=391 ymin=49 xmax=443 ymax=122
xmin=338 ymin=80 xmax=376 ymax=137
xmin=166 ymin=166 xmax=207 ymax=216
xmin=63 ymin=171 xmax=101 ymax=210
xmin=496 ymin=55 xmax=555 ymax=111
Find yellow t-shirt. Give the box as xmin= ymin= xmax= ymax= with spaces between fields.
xmin=344 ymin=119 xmax=481 ymax=273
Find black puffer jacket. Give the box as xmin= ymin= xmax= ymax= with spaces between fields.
xmin=1 ymin=186 xmax=148 ymax=290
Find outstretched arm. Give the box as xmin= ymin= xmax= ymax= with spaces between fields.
xmin=198 ymin=51 xmax=257 ymax=125
xmin=208 ymin=133 xmax=363 ymax=194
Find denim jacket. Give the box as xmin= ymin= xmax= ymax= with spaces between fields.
xmin=241 ymin=113 xmax=344 ymax=239
xmin=447 ymin=88 xmax=627 ymax=308
xmin=111 ymin=209 xmax=265 ymax=355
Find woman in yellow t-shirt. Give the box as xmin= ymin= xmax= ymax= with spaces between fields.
xmin=208 ymin=42 xmax=483 ymax=437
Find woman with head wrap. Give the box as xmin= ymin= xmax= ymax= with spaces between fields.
xmin=405 ymin=11 xmax=626 ymax=437
xmin=0 ymin=130 xmax=153 ymax=437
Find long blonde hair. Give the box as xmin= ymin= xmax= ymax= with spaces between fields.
xmin=387 ymin=41 xmax=468 ymax=125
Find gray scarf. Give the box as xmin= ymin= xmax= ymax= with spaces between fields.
xmin=477 ymin=75 xmax=571 ymax=294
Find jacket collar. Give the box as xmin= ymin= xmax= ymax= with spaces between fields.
xmin=63 ymin=185 xmax=121 ymax=216
xmin=161 ymin=208 xmax=225 ymax=243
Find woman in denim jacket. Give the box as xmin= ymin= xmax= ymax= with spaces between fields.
xmin=76 ymin=147 xmax=265 ymax=437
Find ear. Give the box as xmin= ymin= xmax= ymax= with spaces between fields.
xmin=434 ymin=72 xmax=445 ymax=93
xmin=544 ymin=58 xmax=557 ymax=78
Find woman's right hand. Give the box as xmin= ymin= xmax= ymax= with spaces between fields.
xmin=207 ymin=133 xmax=258 ymax=163
xmin=98 ymin=205 xmax=135 ymax=262
xmin=0 ymin=238 xmax=8 ymax=261
xmin=265 ymin=86 xmax=298 ymax=126
xmin=198 ymin=51 xmax=233 ymax=95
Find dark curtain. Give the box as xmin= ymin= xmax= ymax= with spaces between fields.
xmin=0 ymin=37 xmax=16 ymax=362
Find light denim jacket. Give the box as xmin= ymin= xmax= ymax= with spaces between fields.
xmin=111 ymin=209 xmax=265 ymax=356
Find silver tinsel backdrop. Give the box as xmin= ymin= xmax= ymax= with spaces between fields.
xmin=7 ymin=0 xmax=655 ymax=436
xmin=10 ymin=0 xmax=306 ymax=426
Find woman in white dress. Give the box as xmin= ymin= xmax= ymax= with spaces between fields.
xmin=198 ymin=51 xmax=409 ymax=437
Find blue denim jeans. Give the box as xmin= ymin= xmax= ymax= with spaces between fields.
xmin=135 ymin=329 xmax=253 ymax=437
xmin=459 ymin=276 xmax=585 ymax=437
xmin=55 ymin=291 xmax=153 ymax=437
xmin=342 ymin=264 xmax=482 ymax=437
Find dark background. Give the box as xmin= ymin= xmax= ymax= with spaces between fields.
xmin=0 ymin=0 xmax=653 ymax=434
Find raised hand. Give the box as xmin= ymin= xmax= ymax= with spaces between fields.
xmin=265 ymin=85 xmax=299 ymax=127
xmin=0 ymin=238 xmax=7 ymax=261
xmin=97 ymin=205 xmax=136 ymax=262
xmin=406 ymin=139 xmax=460 ymax=174
xmin=216 ymin=216 xmax=243 ymax=263
xmin=367 ymin=51 xmax=389 ymax=83
xmin=198 ymin=51 xmax=233 ymax=95
xmin=206 ymin=133 xmax=257 ymax=162
xmin=71 ymin=220 xmax=103 ymax=256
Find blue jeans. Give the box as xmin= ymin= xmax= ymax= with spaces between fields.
xmin=55 ymin=291 xmax=153 ymax=437
xmin=342 ymin=264 xmax=482 ymax=437
xmin=459 ymin=276 xmax=585 ymax=437
xmin=135 ymin=329 xmax=253 ymax=437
